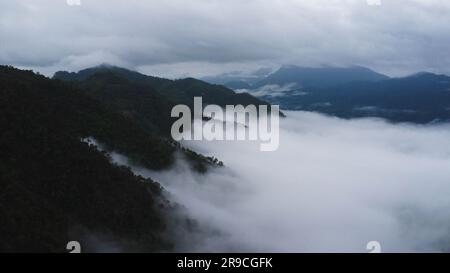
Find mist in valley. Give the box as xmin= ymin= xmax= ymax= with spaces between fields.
xmin=113 ymin=111 xmax=450 ymax=252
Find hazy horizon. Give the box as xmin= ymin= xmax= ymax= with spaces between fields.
xmin=2 ymin=0 xmax=450 ymax=78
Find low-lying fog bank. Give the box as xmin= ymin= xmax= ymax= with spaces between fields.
xmin=125 ymin=111 xmax=450 ymax=252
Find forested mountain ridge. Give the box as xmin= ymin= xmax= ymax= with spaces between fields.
xmin=53 ymin=64 xmax=284 ymax=124
xmin=0 ymin=65 xmax=209 ymax=252
xmin=0 ymin=66 xmax=166 ymax=252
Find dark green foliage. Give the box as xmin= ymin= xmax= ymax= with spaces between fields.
xmin=61 ymin=70 xmax=174 ymax=136
xmin=172 ymin=142 xmax=224 ymax=174
xmin=2 ymin=66 xmax=176 ymax=170
xmin=54 ymin=67 xmax=228 ymax=170
xmin=0 ymin=66 xmax=178 ymax=252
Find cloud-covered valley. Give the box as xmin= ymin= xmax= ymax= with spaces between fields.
xmin=109 ymin=111 xmax=450 ymax=252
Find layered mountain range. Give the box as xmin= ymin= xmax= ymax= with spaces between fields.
xmin=207 ymin=65 xmax=450 ymax=123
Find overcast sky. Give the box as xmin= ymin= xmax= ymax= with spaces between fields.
xmin=1 ymin=0 xmax=450 ymax=78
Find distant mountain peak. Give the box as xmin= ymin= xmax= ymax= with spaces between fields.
xmin=254 ymin=65 xmax=389 ymax=89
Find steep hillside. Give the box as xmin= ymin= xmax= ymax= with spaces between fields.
xmin=0 ymin=66 xmax=177 ymax=252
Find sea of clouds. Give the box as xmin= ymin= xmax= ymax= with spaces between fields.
xmin=121 ymin=111 xmax=450 ymax=252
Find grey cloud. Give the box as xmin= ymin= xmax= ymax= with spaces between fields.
xmin=1 ymin=0 xmax=450 ymax=77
